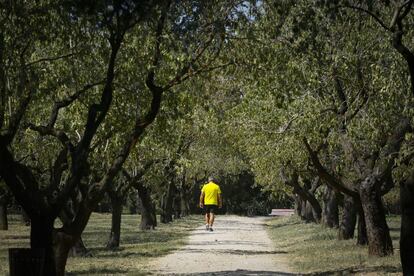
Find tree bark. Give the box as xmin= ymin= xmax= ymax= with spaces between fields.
xmin=161 ymin=180 xmax=175 ymax=223
xmin=30 ymin=216 xmax=57 ymax=276
xmin=135 ymin=182 xmax=157 ymax=230
xmin=360 ymin=175 xmax=393 ymax=256
xmin=173 ymin=192 xmax=182 ymax=219
xmin=59 ymin=198 xmax=93 ymax=258
xmin=280 ymin=169 xmax=321 ymax=222
xmin=53 ymin=230 xmax=77 ymax=276
xmin=68 ymin=237 xmax=91 ymax=257
xmin=0 ymin=200 xmax=8 ymax=230
xmin=106 ymin=193 xmax=123 ymax=250
xmin=302 ymin=201 xmax=316 ymax=222
xmin=356 ymin=205 xmax=368 ymax=246
xmin=294 ymin=195 xmax=302 ymax=217
xmin=180 ymin=189 xmax=190 ymax=217
xmin=338 ymin=195 xmax=357 ymax=240
xmin=400 ymin=171 xmax=414 ymax=275
xmin=21 ymin=209 xmax=31 ymax=226
xmin=322 ymin=186 xmax=339 ymax=228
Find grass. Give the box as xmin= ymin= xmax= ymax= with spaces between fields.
xmin=0 ymin=213 xmax=200 ymax=275
xmin=266 ymin=215 xmax=402 ymax=275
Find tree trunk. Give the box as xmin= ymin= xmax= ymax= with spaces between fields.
xmin=0 ymin=201 xmax=8 ymax=230
xmin=291 ymin=187 xmax=321 ymax=223
xmin=360 ymin=176 xmax=393 ymax=256
xmin=53 ymin=230 xmax=77 ymax=276
xmin=295 ymin=192 xmax=321 ymax=223
xmin=300 ymin=201 xmax=315 ymax=222
xmin=173 ymin=192 xmax=181 ymax=219
xmin=161 ymin=181 xmax=174 ymax=223
xmin=135 ymin=182 xmax=157 ymax=230
xmin=294 ymin=196 xmax=302 ymax=217
xmin=30 ymin=216 xmax=57 ymax=276
xmin=68 ymin=237 xmax=91 ymax=257
xmin=180 ymin=189 xmax=190 ymax=217
xmin=338 ymin=195 xmax=357 ymax=240
xmin=53 ymin=201 xmax=97 ymax=276
xmin=400 ymin=172 xmax=414 ymax=275
xmin=322 ymin=186 xmax=339 ymax=228
xmin=106 ymin=194 xmax=123 ymax=250
xmin=21 ymin=209 xmax=31 ymax=226
xmin=59 ymin=204 xmax=92 ymax=258
xmin=356 ymin=206 xmax=368 ymax=245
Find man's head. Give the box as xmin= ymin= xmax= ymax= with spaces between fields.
xmin=208 ymin=176 xmax=215 ymax=182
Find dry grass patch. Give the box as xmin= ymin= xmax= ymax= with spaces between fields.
xmin=0 ymin=213 xmax=200 ymax=275
xmin=266 ymin=215 xmax=402 ymax=275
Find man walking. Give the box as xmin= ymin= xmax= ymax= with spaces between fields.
xmin=199 ymin=176 xmax=222 ymax=232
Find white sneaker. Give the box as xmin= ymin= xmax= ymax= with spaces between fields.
xmin=205 ymin=224 xmax=209 ymax=231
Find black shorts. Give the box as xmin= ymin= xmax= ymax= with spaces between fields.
xmin=204 ymin=205 xmax=217 ymax=214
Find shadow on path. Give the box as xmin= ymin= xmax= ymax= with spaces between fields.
xmin=161 ymin=269 xmax=295 ymax=275
xmin=156 ymin=264 xmax=401 ymax=275
xmin=178 ymin=248 xmax=288 ymax=255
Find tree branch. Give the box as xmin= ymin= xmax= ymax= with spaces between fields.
xmin=340 ymin=4 xmax=390 ymax=31
xmin=48 ymin=147 xmax=69 ymax=195
xmin=47 ymin=81 xmax=104 ymax=128
xmin=0 ymin=32 xmax=5 ymax=130
xmin=2 ymin=55 xmax=35 ymax=145
xmin=390 ymin=0 xmax=413 ymax=30
xmin=380 ymin=118 xmax=412 ymax=182
xmin=29 ymin=124 xmax=74 ymax=153
xmin=25 ymin=52 xmax=78 ymax=68
xmin=303 ymin=137 xmax=359 ymax=198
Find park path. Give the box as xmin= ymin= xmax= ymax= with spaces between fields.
xmin=148 ymin=215 xmax=294 ymax=275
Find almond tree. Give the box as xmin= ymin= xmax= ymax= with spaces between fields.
xmin=0 ymin=1 xmax=242 ymax=274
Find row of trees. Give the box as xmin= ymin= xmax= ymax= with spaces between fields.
xmin=0 ymin=0 xmax=260 ymax=274
xmin=220 ymin=1 xmax=414 ymax=274
xmin=1 ymin=0 xmax=414 ymax=275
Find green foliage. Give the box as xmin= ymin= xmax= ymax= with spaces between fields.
xmin=2 ymin=1 xmax=414 ymax=254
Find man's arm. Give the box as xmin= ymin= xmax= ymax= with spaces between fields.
xmin=199 ymin=192 xmax=205 ymax=208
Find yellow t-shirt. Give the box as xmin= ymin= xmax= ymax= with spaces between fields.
xmin=201 ymin=182 xmax=221 ymax=205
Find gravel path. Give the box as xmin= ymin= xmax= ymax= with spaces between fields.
xmin=149 ymin=215 xmax=294 ymax=275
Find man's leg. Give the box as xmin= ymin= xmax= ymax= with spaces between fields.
xmin=209 ymin=212 xmax=215 ymax=227
xmin=205 ymin=210 xmax=210 ymax=230
xmin=208 ymin=206 xmax=217 ymax=231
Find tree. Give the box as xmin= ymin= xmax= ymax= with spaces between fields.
xmin=0 ymin=181 xmax=10 ymax=230
xmin=0 ymin=1 xmax=252 ymax=274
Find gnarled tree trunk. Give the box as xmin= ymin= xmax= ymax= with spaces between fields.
xmin=106 ymin=193 xmax=123 ymax=250
xmin=161 ymin=180 xmax=175 ymax=223
xmin=21 ymin=209 xmax=31 ymax=226
xmin=357 ymin=205 xmax=368 ymax=246
xmin=0 ymin=200 xmax=8 ymax=230
xmin=322 ymin=186 xmax=339 ymax=228
xmin=30 ymin=216 xmax=57 ymax=276
xmin=338 ymin=195 xmax=357 ymax=240
xmin=294 ymin=195 xmax=302 ymax=217
xmin=400 ymin=171 xmax=414 ymax=275
xmin=180 ymin=189 xmax=190 ymax=217
xmin=173 ymin=192 xmax=181 ymax=219
xmin=360 ymin=176 xmax=393 ymax=256
xmin=136 ymin=182 xmax=157 ymax=230
xmin=280 ymin=169 xmax=321 ymax=223
xmin=68 ymin=237 xmax=91 ymax=257
xmin=302 ymin=201 xmax=317 ymax=222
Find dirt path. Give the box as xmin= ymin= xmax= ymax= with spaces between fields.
xmin=148 ymin=215 xmax=293 ymax=275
